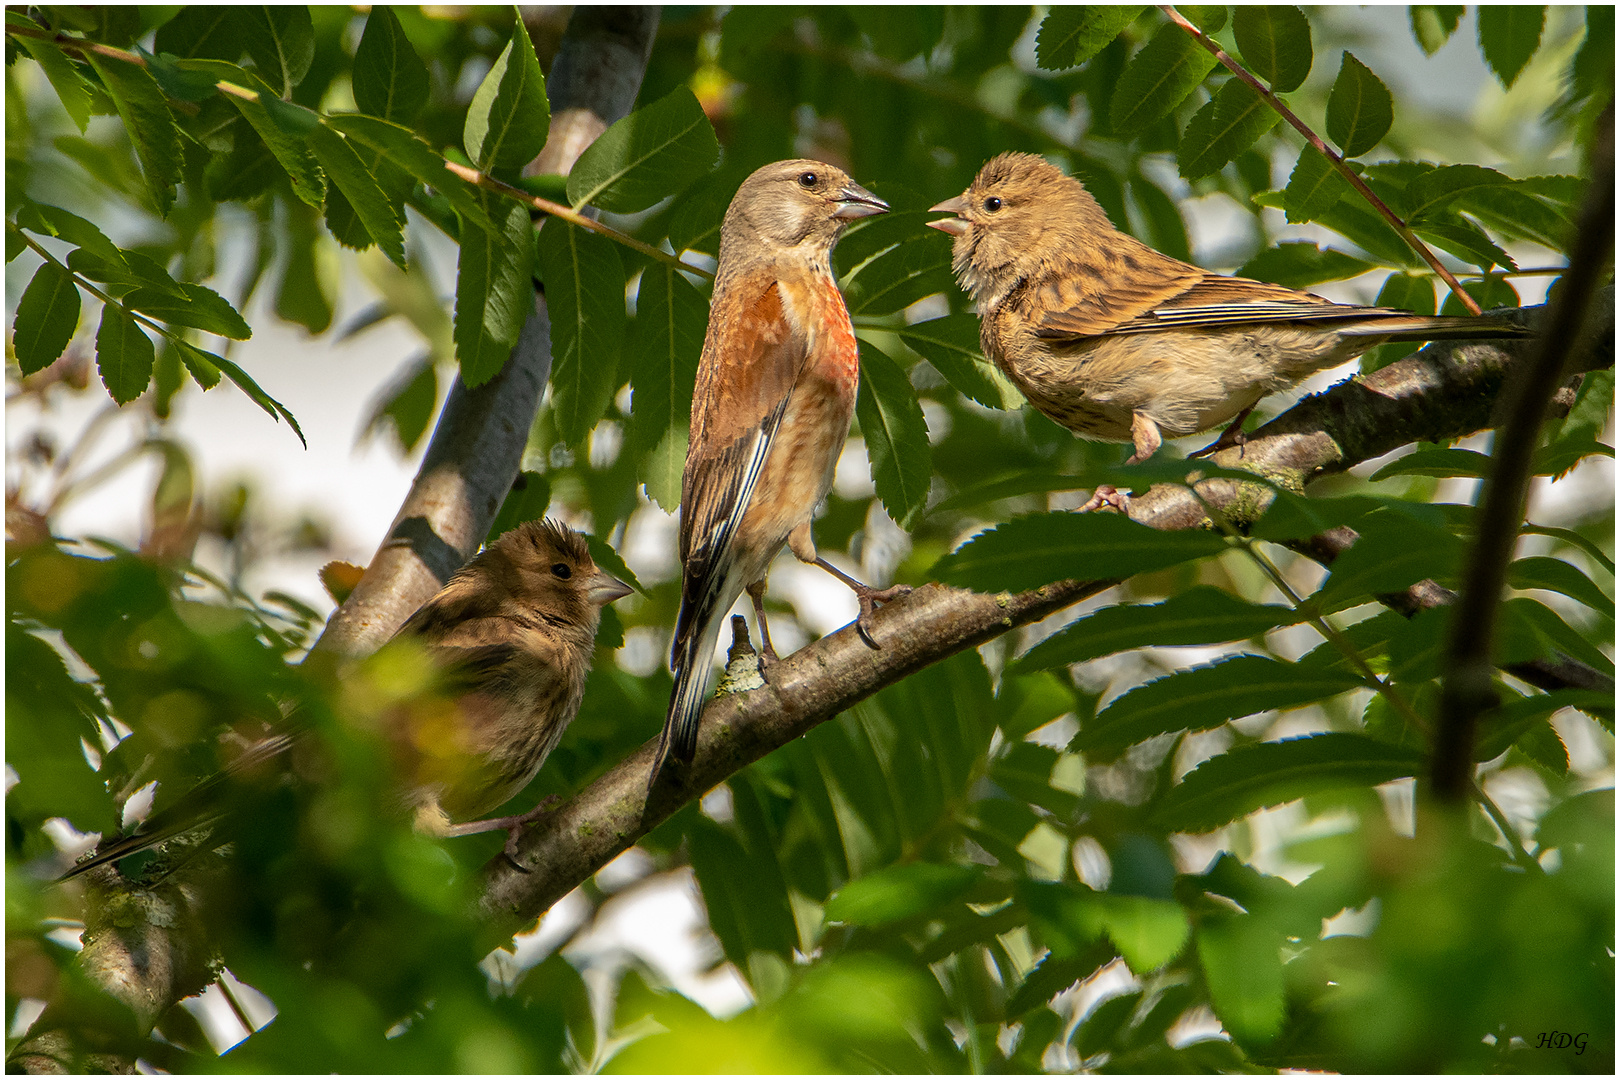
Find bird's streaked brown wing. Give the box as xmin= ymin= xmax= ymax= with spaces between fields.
xmin=1038 ymin=271 xmax=1430 ymax=339
xmin=1027 ymin=239 xmax=1204 ymax=338
xmin=673 ymin=281 xmax=808 ymax=657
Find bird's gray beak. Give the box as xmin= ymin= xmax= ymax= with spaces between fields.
xmin=832 ymin=181 xmax=889 ymax=220
xmin=927 ymin=195 xmax=969 ymax=236
xmin=588 ymin=571 xmax=633 ymax=606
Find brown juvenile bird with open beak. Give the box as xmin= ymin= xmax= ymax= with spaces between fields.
xmin=62 ymin=519 xmax=631 ymax=878
xmin=929 ymin=152 xmax=1529 ymax=492
xmin=655 ymin=159 xmax=903 ymax=787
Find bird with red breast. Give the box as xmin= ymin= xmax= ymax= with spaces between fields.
xmin=928 ymin=152 xmax=1530 ymax=506
xmin=654 ymin=159 xmax=905 ymax=787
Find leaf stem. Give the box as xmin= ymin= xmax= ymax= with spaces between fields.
xmin=1474 ymin=781 xmax=1544 ymax=875
xmin=439 ymin=161 xmax=715 ymax=280
xmin=1159 ymin=5 xmax=1484 ymax=315
xmin=1190 ymin=485 xmax=1431 ymax=734
xmin=17 ymin=230 xmax=173 ymax=342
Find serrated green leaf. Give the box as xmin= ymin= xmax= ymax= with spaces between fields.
xmin=1156 ymin=732 xmax=1425 ymax=832
xmin=1369 ymin=446 xmax=1493 ymax=482
xmin=1282 ymin=149 xmax=1354 ymax=223
xmin=1509 ymin=556 xmax=1614 ymax=616
xmin=935 ymin=512 xmax=1227 ymax=594
xmin=1013 ymin=587 xmax=1296 ymax=673
xmin=825 ymin=863 xmax=981 ymax=927
xmin=567 ymin=87 xmax=719 ymax=213
xmin=1232 ymin=5 xmax=1312 ymax=92
xmin=1250 ymin=491 xmax=1413 ymax=541
xmin=842 ymin=226 xmax=955 ymax=316
xmin=627 ymin=266 xmax=705 ymax=509
xmin=1522 ymin=522 xmax=1615 ymax=577
xmin=989 ymin=742 xmax=1080 ymax=818
xmin=1311 ymin=510 xmax=1465 ymax=613
xmin=893 ymin=315 xmax=1021 ymax=411
xmin=1439 ymin=274 xmax=1518 ymax=317
xmin=515 ymin=953 xmax=595 ymax=1066
xmin=363 ymin=355 xmax=437 ymax=455
xmin=857 ymin=342 xmax=931 ymax=530
xmin=307 ymin=125 xmax=406 ymax=267
xmin=668 ymin=170 xmax=738 ymax=255
xmin=1110 ymin=24 xmax=1218 ymax=136
xmin=326 ymin=114 xmax=494 ymax=233
xmin=185 ymin=61 xmax=325 ymax=206
xmin=154 ymin=5 xmax=243 ymax=60
xmin=1236 ymin=241 xmax=1373 ymax=289
xmin=6 ymin=225 xmax=24 ymax=264
xmin=1034 ymin=6 xmax=1144 ymax=71
xmin=1075 ymin=655 xmax=1364 ymax=761
xmin=13 ymin=262 xmax=81 ymax=374
xmin=1413 ymin=221 xmax=1514 ymax=271
xmin=538 ymin=222 xmax=625 ymax=443
xmin=6 ymin=626 xmax=117 ymax=833
xmin=1405 ymin=164 xmax=1515 ymax=223
xmin=13 ymin=16 xmax=93 ymax=132
xmin=1179 ymin=7 xmax=1229 ymax=33
xmin=237 ymin=5 xmax=313 ymax=96
xmin=94 ymin=304 xmax=156 ymax=404
xmin=352 ymin=5 xmax=429 ymax=123
xmin=454 ymin=191 xmax=535 ymax=386
xmin=1478 ymin=5 xmax=1545 ymax=89
xmin=1023 ymin=882 xmax=1189 ymax=973
xmin=1179 ymin=77 xmax=1281 ymax=181
xmin=1477 ymin=689 xmax=1613 ymax=761
xmin=83 ymin=53 xmax=182 ymax=215
xmin=1130 ymin=174 xmax=1192 ymax=261
xmin=583 ymin=533 xmax=645 ymax=595
xmin=1410 ymin=5 xmax=1464 ymax=55
xmin=463 ymin=15 xmax=549 ymax=172
xmin=485 ymin=471 xmax=551 ymax=544
xmin=1325 ymin=52 xmax=1392 ymax=157
xmin=1196 ymin=912 xmax=1284 ymax=1048
xmin=123 ymin=283 xmax=251 ymax=340
xmin=1451 ymin=183 xmax=1571 ymax=250
xmin=1502 ymin=596 xmax=1616 ymax=675
xmin=180 ymin=342 xmax=304 ymax=446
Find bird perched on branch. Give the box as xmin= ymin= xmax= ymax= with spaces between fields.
xmin=62 ymin=519 xmax=630 ymax=879
xmin=929 ymin=152 xmax=1531 ymax=503
xmin=655 ymin=159 xmax=905 ymax=786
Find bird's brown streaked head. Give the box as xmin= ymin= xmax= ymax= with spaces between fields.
xmin=720 ymin=159 xmax=889 ymax=261
xmin=929 ymin=151 xmax=1117 ymax=310
xmin=479 ymin=519 xmax=630 ymax=636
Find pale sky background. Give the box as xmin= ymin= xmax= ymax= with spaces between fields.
xmin=6 ymin=5 xmax=1610 ymax=1055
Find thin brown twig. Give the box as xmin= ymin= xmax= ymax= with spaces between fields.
xmin=440 ymin=161 xmax=714 ymax=279
xmin=1160 ymin=5 xmax=1484 ymax=315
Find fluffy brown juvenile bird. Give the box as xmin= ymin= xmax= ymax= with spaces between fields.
xmin=61 ymin=519 xmax=630 ymax=879
xmin=656 ymin=159 xmax=903 ymax=788
xmin=929 ymin=152 xmax=1530 ymax=474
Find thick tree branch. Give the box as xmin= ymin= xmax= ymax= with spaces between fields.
xmin=12 ymin=10 xmax=662 ymax=1072
xmin=475 ymin=295 xmax=1615 ymax=938
xmin=313 ymin=7 xmax=659 ymax=658
xmin=1433 ymin=107 xmax=1615 ymax=801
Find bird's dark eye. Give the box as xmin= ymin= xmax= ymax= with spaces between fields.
xmin=551 ymin=563 xmax=572 ymax=579
xmin=983 ymin=196 xmax=1003 ymax=212
xmin=798 ymin=171 xmax=818 ymax=187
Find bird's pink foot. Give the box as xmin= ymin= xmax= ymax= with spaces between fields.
xmin=1189 ymin=406 xmax=1254 ymax=460
xmin=443 ymin=796 xmax=560 ymax=872
xmin=1079 ymin=485 xmax=1131 ymax=514
xmin=852 ymin=582 xmax=913 ymax=649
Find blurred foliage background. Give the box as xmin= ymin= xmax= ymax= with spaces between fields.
xmin=6 ymin=4 xmax=1614 ymax=1073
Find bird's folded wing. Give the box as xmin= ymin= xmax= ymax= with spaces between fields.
xmin=674 ymin=281 xmax=807 ymax=654
xmin=1029 ymin=242 xmax=1203 ymax=337
xmin=1040 ymin=272 xmax=1420 ymax=338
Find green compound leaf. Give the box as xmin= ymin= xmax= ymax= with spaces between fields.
xmin=935 ymin=512 xmax=1227 ymax=594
